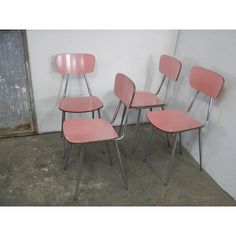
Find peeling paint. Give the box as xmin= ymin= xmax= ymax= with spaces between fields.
xmin=0 ymin=31 xmax=33 ymax=136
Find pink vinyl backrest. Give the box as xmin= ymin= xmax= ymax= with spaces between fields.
xmin=114 ymin=73 xmax=136 ymax=108
xmin=190 ymin=66 xmax=224 ymax=98
xmin=56 ymin=53 xmax=95 ymax=75
xmin=159 ymin=55 xmax=182 ymax=81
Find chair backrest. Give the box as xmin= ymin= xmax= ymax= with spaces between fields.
xmin=56 ymin=53 xmax=95 ymax=75
xmin=114 ymin=73 xmax=136 ymax=108
xmin=159 ymin=55 xmax=182 ymax=81
xmin=190 ymin=66 xmax=224 ymax=98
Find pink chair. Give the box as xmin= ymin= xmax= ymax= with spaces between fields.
xmin=131 ymin=55 xmax=182 ymax=153
xmin=63 ymin=73 xmax=136 ymax=200
xmin=146 ymin=66 xmax=224 ymax=185
xmin=56 ymin=53 xmax=104 ymax=135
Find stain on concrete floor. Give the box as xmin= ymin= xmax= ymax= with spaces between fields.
xmin=0 ymin=125 xmax=235 ymax=206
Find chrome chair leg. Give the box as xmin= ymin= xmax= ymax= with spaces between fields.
xmin=114 ymin=140 xmax=128 ymax=190
xmin=63 ymin=136 xmax=66 ymax=159
xmin=61 ymin=111 xmax=65 ymax=137
xmin=166 ymin=133 xmax=171 ymax=147
xmin=147 ymin=108 xmax=154 ymax=145
xmin=105 ymin=142 xmax=113 ymax=166
xmin=64 ymin=143 xmax=72 ymax=170
xmin=161 ymin=106 xmax=171 ymax=148
xmin=74 ymin=144 xmax=86 ymax=201
xmin=198 ymin=128 xmax=202 ymax=171
xmin=98 ymin=109 xmax=101 ymax=118
xmin=179 ymin=133 xmax=182 ymax=155
xmin=165 ymin=133 xmax=178 ymax=185
xmin=131 ymin=109 xmax=142 ymax=154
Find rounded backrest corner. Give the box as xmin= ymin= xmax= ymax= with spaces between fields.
xmin=159 ymin=55 xmax=182 ymax=81
xmin=190 ymin=66 xmax=224 ymax=98
xmin=114 ymin=73 xmax=136 ymax=108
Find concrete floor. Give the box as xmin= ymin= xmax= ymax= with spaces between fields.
xmin=0 ymin=125 xmax=235 ymax=206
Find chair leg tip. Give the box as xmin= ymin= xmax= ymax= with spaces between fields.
xmin=164 ymin=180 xmax=169 ymax=186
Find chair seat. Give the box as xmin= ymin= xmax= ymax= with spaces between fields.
xmin=147 ymin=109 xmax=203 ymax=133
xmin=131 ymin=91 xmax=165 ymax=109
xmin=63 ymin=119 xmax=118 ymax=144
xmin=59 ymin=96 xmax=103 ymax=113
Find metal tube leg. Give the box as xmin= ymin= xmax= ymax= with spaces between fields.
xmin=131 ymin=109 xmax=142 ymax=154
xmin=98 ymin=109 xmax=101 ymax=118
xmin=92 ymin=111 xmax=95 ymax=119
xmin=98 ymin=110 xmax=107 ymax=155
xmin=105 ymin=142 xmax=113 ymax=166
xmin=161 ymin=106 xmax=171 ymax=148
xmin=165 ymin=134 xmax=178 ymax=185
xmin=63 ymin=137 xmax=66 ymax=159
xmin=64 ymin=143 xmax=72 ymax=170
xmin=118 ymin=106 xmax=127 ymax=136
xmin=198 ymin=128 xmax=202 ymax=171
xmin=147 ymin=107 xmax=154 ymax=144
xmin=74 ymin=145 xmax=86 ymax=201
xmin=114 ymin=141 xmax=128 ymax=190
xmin=179 ymin=133 xmax=182 ymax=155
xmin=61 ymin=111 xmax=65 ymax=137
xmin=166 ymin=133 xmax=171 ymax=147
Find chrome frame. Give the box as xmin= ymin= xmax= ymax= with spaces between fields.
xmin=187 ymin=90 xmax=200 ymax=113
xmin=204 ymin=97 xmax=213 ymax=127
xmin=165 ymin=133 xmax=178 ymax=185
xmin=155 ymin=76 xmax=166 ymax=95
xmin=131 ymin=75 xmax=171 ymax=154
xmin=74 ymin=144 xmax=86 ymax=201
xmin=64 ymin=142 xmax=72 ymax=170
xmin=131 ymin=109 xmax=142 ymax=154
xmin=110 ymin=101 xmax=131 ymax=141
xmin=143 ymin=87 xmax=214 ymax=186
xmin=83 ymin=73 xmax=93 ymax=96
xmin=164 ymin=90 xmax=213 ymax=184
xmin=64 ymin=99 xmax=132 ymax=201
xmin=63 ymin=74 xmax=70 ymax=97
xmin=198 ymin=128 xmax=202 ymax=171
xmin=179 ymin=133 xmax=182 ymax=155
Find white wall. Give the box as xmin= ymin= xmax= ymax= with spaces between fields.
xmin=173 ymin=30 xmax=236 ymax=199
xmin=26 ymin=30 xmax=179 ymax=133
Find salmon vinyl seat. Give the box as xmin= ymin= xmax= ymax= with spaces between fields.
xmin=63 ymin=119 xmax=118 ymax=144
xmin=147 ymin=109 xmax=203 ymax=133
xmin=130 ymin=55 xmax=182 ymax=154
xmin=59 ymin=96 xmax=103 ymax=113
xmin=131 ymin=91 xmax=165 ymax=108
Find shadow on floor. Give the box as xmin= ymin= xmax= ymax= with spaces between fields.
xmin=0 ymin=125 xmax=235 ymax=206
